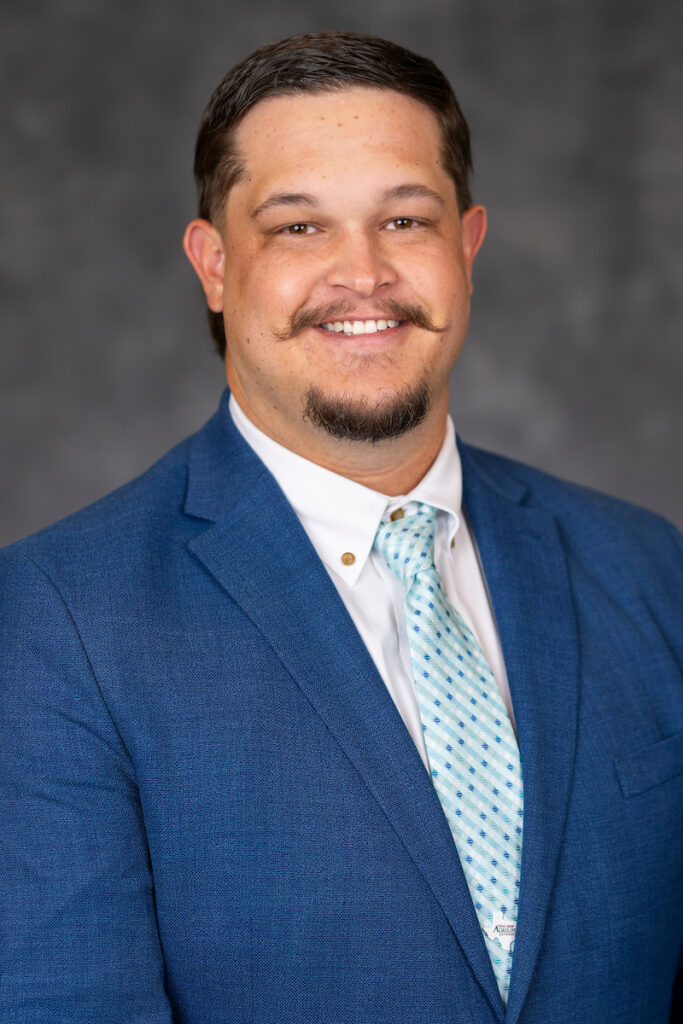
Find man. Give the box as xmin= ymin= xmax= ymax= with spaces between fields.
xmin=1 ymin=31 xmax=681 ymax=1024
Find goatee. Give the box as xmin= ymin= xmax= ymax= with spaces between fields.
xmin=303 ymin=383 xmax=430 ymax=444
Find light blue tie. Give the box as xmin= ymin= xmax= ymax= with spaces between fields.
xmin=374 ymin=503 xmax=523 ymax=1003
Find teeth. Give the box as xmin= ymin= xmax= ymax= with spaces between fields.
xmin=320 ymin=318 xmax=401 ymax=335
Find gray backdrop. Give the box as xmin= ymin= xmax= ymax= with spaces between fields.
xmin=2 ymin=0 xmax=681 ymax=546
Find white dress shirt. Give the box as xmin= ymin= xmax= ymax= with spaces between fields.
xmin=229 ymin=395 xmax=514 ymax=769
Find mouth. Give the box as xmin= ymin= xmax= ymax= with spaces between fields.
xmin=317 ymin=318 xmax=402 ymax=336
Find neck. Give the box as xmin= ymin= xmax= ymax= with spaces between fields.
xmin=310 ymin=422 xmax=447 ymax=495
xmin=233 ymin=392 xmax=450 ymax=496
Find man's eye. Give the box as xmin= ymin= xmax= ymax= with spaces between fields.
xmin=283 ymin=223 xmax=315 ymax=235
xmin=385 ymin=217 xmax=420 ymax=231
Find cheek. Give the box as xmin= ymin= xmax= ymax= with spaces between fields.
xmin=397 ymin=245 xmax=467 ymax=305
xmin=241 ymin=252 xmax=317 ymax=320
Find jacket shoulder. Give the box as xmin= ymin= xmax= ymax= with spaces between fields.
xmin=1 ymin=433 xmax=195 ymax=573
xmin=460 ymin=440 xmax=682 ymax=576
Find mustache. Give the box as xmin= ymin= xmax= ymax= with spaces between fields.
xmin=275 ymin=300 xmax=450 ymax=340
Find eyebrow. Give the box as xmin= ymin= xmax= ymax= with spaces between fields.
xmin=380 ymin=183 xmax=446 ymax=207
xmin=251 ymin=192 xmax=318 ymax=220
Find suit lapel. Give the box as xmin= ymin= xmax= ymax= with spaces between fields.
xmin=184 ymin=398 xmax=506 ymax=1019
xmin=460 ymin=442 xmax=581 ymax=1024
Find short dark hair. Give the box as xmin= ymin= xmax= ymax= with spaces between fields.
xmin=193 ymin=31 xmax=474 ymax=356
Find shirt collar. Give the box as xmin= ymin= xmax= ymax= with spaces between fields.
xmin=229 ymin=394 xmax=463 ymax=586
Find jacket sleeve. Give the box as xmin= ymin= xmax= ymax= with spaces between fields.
xmin=0 ymin=552 xmax=173 ymax=1023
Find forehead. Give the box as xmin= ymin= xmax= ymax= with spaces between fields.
xmin=230 ymin=87 xmax=449 ymax=199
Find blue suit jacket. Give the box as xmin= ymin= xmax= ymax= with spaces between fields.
xmin=1 ymin=390 xmax=682 ymax=1023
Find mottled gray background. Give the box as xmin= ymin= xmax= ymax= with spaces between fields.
xmin=2 ymin=0 xmax=681 ymax=546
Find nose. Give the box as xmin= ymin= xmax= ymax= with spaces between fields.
xmin=325 ymin=229 xmax=398 ymax=297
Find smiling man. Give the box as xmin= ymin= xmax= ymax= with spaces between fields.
xmin=183 ymin=85 xmax=485 ymax=495
xmin=1 ymin=32 xmax=682 ymax=1024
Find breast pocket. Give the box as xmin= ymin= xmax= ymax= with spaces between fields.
xmin=614 ymin=731 xmax=683 ymax=798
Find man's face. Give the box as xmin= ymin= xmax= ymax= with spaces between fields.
xmin=186 ymin=87 xmax=486 ymax=455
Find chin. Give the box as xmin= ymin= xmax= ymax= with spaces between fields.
xmin=302 ymin=383 xmax=430 ymax=444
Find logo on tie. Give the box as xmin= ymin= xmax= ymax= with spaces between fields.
xmin=484 ymin=913 xmax=516 ymax=953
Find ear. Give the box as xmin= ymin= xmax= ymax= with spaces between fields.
xmin=460 ymin=205 xmax=487 ymax=294
xmin=182 ymin=219 xmax=226 ymax=312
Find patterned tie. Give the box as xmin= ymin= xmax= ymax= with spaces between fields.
xmin=374 ymin=503 xmax=523 ymax=1003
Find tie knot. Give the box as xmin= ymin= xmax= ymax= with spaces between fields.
xmin=373 ymin=503 xmax=438 ymax=586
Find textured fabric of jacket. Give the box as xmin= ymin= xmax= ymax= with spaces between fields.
xmin=1 ymin=389 xmax=682 ymax=1023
